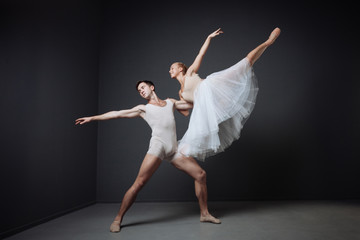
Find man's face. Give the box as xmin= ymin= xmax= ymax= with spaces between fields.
xmin=137 ymin=82 xmax=154 ymax=99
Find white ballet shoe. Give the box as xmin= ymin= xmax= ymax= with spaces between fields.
xmin=266 ymin=27 xmax=281 ymax=45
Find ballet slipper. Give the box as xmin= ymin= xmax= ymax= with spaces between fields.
xmin=109 ymin=220 xmax=121 ymax=233
xmin=200 ymin=215 xmax=221 ymax=224
xmin=266 ymin=27 xmax=281 ymax=45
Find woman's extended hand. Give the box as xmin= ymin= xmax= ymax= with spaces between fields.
xmin=208 ymin=28 xmax=223 ymax=39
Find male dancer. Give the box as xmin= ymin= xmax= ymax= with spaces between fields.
xmin=75 ymin=80 xmax=220 ymax=233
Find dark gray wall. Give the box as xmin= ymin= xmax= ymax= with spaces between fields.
xmin=97 ymin=1 xmax=359 ymax=202
xmin=0 ymin=1 xmax=99 ymax=237
xmin=1 ymin=1 xmax=359 ymax=237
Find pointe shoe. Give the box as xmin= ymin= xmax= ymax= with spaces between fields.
xmin=200 ymin=215 xmax=221 ymax=224
xmin=266 ymin=27 xmax=281 ymax=45
xmin=110 ymin=220 xmax=121 ymax=233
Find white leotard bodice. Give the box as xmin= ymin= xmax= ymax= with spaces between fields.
xmin=143 ymin=99 xmax=177 ymax=156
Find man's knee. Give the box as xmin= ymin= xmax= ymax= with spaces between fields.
xmin=132 ymin=179 xmax=146 ymax=193
xmin=197 ymin=169 xmax=207 ymax=183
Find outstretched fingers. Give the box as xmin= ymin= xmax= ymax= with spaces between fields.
xmin=75 ymin=118 xmax=88 ymax=125
xmin=209 ymin=28 xmax=223 ymax=38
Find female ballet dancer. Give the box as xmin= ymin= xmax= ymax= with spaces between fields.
xmin=169 ymin=27 xmax=281 ymax=161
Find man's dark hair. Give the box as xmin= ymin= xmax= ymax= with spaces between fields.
xmin=136 ymin=80 xmax=155 ymax=91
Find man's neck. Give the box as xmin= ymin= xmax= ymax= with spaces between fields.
xmin=147 ymin=92 xmax=163 ymax=105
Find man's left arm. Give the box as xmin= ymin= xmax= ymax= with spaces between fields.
xmin=170 ymin=99 xmax=193 ymax=116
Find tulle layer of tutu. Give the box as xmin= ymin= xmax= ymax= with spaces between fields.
xmin=178 ymin=57 xmax=258 ymax=161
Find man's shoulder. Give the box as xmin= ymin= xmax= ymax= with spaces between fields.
xmin=166 ymin=98 xmax=176 ymax=103
xmin=134 ymin=104 xmax=146 ymax=111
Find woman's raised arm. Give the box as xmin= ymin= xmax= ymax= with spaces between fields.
xmin=187 ymin=28 xmax=223 ymax=75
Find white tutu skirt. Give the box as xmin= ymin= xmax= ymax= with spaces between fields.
xmin=178 ymin=57 xmax=259 ymax=161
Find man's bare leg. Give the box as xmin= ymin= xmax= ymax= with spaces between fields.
xmin=110 ymin=154 xmax=162 ymax=232
xmin=171 ymin=155 xmax=221 ymax=224
xmin=246 ymin=27 xmax=281 ymax=66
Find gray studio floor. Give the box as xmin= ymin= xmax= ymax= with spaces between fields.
xmin=6 ymin=201 xmax=360 ymax=240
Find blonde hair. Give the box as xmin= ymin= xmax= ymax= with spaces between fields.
xmin=175 ymin=62 xmax=188 ymax=74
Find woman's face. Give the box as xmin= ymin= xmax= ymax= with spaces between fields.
xmin=169 ymin=63 xmax=182 ymax=79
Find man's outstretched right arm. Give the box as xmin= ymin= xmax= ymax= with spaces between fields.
xmin=75 ymin=105 xmax=145 ymax=125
